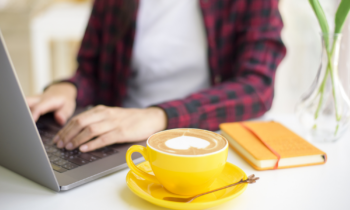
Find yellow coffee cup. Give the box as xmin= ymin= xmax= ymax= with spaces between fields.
xmin=126 ymin=129 xmax=228 ymax=196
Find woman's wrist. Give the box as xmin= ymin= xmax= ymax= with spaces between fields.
xmin=146 ymin=107 xmax=167 ymax=131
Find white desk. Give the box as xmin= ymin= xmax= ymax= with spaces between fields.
xmin=1 ymin=114 xmax=350 ymax=210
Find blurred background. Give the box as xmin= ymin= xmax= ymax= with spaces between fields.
xmin=0 ymin=0 xmax=349 ymax=115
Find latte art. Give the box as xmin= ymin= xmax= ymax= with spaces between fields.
xmin=148 ymin=129 xmax=227 ymax=155
xmin=165 ymin=136 xmax=210 ymax=150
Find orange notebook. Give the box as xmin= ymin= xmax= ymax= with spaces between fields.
xmin=220 ymin=121 xmax=327 ymax=170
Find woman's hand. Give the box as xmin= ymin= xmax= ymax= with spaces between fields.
xmin=26 ymin=83 xmax=77 ymax=125
xmin=52 ymin=105 xmax=167 ymax=152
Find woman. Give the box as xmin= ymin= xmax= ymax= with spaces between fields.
xmin=27 ymin=0 xmax=286 ymax=152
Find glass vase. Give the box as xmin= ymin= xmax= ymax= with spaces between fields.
xmin=296 ymin=33 xmax=350 ymax=142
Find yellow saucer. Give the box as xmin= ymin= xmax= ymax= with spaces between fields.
xmin=126 ymin=161 xmax=248 ymax=210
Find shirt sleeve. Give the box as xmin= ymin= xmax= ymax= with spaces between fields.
xmin=155 ymin=0 xmax=286 ymax=130
xmin=62 ymin=0 xmax=104 ymax=107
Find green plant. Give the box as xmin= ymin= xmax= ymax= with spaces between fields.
xmin=309 ymin=0 xmax=350 ymax=134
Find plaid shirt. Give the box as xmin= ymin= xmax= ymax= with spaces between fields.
xmin=66 ymin=0 xmax=286 ymax=131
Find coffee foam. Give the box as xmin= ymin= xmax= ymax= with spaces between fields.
xmin=148 ymin=129 xmax=227 ymax=156
xmin=165 ymin=136 xmax=211 ymax=150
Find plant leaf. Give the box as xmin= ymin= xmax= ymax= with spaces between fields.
xmin=335 ymin=0 xmax=350 ymax=33
xmin=309 ymin=0 xmax=330 ymax=47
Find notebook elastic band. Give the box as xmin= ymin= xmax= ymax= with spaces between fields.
xmin=240 ymin=123 xmax=281 ymax=169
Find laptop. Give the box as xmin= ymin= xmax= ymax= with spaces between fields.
xmin=0 ymin=32 xmax=145 ymax=191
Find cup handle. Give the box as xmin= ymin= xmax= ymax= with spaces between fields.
xmin=126 ymin=145 xmax=160 ymax=184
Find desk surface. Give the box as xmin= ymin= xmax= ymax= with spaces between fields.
xmin=1 ymin=114 xmax=349 ymax=210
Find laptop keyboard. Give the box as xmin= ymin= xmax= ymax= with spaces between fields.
xmin=39 ymin=124 xmax=119 ymax=173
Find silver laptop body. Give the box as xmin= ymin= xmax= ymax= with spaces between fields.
xmin=0 ymin=32 xmax=145 ymax=191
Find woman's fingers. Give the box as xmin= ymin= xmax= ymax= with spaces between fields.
xmin=79 ymin=129 xmax=127 ymax=152
xmin=26 ymin=96 xmax=41 ymax=107
xmin=52 ymin=106 xmax=167 ymax=152
xmin=26 ymin=83 xmax=77 ymax=123
xmin=54 ymin=100 xmax=76 ymax=126
xmin=66 ymin=120 xmax=117 ymax=150
xmin=54 ymin=105 xmax=112 ymax=148
xmin=30 ymin=97 xmax=64 ymax=122
xmin=77 ymin=107 xmax=167 ymax=152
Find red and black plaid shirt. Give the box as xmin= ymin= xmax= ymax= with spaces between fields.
xmin=66 ymin=0 xmax=286 ymax=131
